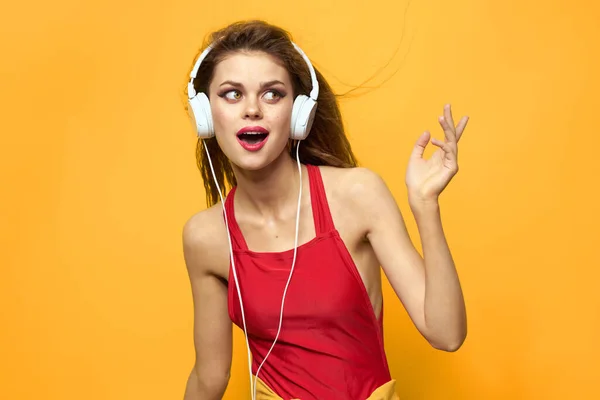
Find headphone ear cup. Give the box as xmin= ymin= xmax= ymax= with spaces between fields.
xmin=188 ymin=93 xmax=214 ymax=138
xmin=290 ymin=95 xmax=317 ymax=140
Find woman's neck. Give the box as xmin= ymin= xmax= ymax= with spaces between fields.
xmin=232 ymin=152 xmax=303 ymax=219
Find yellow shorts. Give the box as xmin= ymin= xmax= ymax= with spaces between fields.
xmin=254 ymin=375 xmax=399 ymax=400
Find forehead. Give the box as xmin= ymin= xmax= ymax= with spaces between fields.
xmin=211 ymin=51 xmax=292 ymax=86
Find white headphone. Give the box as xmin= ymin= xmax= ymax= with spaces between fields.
xmin=187 ymin=41 xmax=318 ymax=399
xmin=187 ymin=41 xmax=319 ymax=140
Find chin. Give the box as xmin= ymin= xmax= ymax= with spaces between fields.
xmin=231 ymin=146 xmax=290 ymax=173
xmin=233 ymin=157 xmax=272 ymax=172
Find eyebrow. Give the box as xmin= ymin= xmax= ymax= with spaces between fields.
xmin=219 ymin=80 xmax=286 ymax=89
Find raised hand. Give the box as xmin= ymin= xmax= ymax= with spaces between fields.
xmin=405 ymin=104 xmax=469 ymax=206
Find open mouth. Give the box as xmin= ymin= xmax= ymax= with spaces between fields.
xmin=237 ymin=132 xmax=269 ymax=144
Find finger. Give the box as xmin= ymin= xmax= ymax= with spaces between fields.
xmin=455 ymin=115 xmax=470 ymax=140
xmin=444 ymin=104 xmax=455 ymax=129
xmin=431 ymin=137 xmax=457 ymax=162
xmin=411 ymin=131 xmax=431 ymax=159
xmin=431 ymin=137 xmax=444 ymax=148
xmin=439 ymin=115 xmax=457 ymax=143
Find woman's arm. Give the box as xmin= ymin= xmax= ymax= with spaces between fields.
xmin=410 ymin=200 xmax=466 ymax=351
xmin=354 ymin=105 xmax=469 ymax=351
xmin=182 ymin=214 xmax=232 ymax=399
xmin=351 ymin=169 xmax=466 ymax=351
xmin=358 ymin=171 xmax=467 ymax=351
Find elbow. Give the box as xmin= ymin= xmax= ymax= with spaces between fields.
xmin=434 ymin=339 xmax=464 ymax=352
xmin=428 ymin=330 xmax=467 ymax=352
xmin=186 ymin=366 xmax=230 ymax=400
xmin=197 ymin=370 xmax=230 ymax=396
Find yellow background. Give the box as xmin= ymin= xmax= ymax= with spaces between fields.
xmin=2 ymin=0 xmax=599 ymax=398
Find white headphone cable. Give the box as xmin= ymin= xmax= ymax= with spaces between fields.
xmin=204 ymin=141 xmax=303 ymax=400
xmin=252 ymin=141 xmax=303 ymax=400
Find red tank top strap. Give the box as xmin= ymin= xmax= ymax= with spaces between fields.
xmin=223 ymin=187 xmax=249 ymax=251
xmin=306 ymin=164 xmax=336 ymax=235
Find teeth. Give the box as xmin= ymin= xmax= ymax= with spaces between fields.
xmin=241 ymin=131 xmax=266 ymax=135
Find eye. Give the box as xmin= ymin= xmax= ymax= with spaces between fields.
xmin=263 ymin=90 xmax=283 ymax=102
xmin=223 ymin=90 xmax=242 ymax=100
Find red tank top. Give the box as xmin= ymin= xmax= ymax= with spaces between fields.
xmin=225 ymin=164 xmax=392 ymax=399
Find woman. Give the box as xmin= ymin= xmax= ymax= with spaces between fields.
xmin=182 ymin=20 xmax=468 ymax=400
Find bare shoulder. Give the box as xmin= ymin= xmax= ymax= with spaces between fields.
xmin=316 ymin=165 xmax=398 ymax=242
xmin=317 ymin=165 xmax=392 ymax=207
xmin=182 ymin=203 xmax=231 ymax=280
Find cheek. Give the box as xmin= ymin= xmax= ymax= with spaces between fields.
xmin=267 ymin=103 xmax=292 ymax=132
xmin=210 ymin=104 xmax=234 ymax=131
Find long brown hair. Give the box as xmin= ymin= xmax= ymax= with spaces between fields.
xmin=183 ymin=20 xmax=359 ymax=207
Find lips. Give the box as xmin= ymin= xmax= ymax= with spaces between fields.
xmin=236 ymin=126 xmax=269 ymax=151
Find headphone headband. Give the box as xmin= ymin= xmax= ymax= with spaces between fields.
xmin=187 ymin=42 xmax=319 ymax=101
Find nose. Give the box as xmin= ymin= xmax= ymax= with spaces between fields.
xmin=243 ymin=97 xmax=263 ymax=120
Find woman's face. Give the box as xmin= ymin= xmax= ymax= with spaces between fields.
xmin=208 ymin=50 xmax=294 ymax=171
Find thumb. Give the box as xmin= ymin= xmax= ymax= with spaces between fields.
xmin=410 ymin=131 xmax=431 ymax=160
